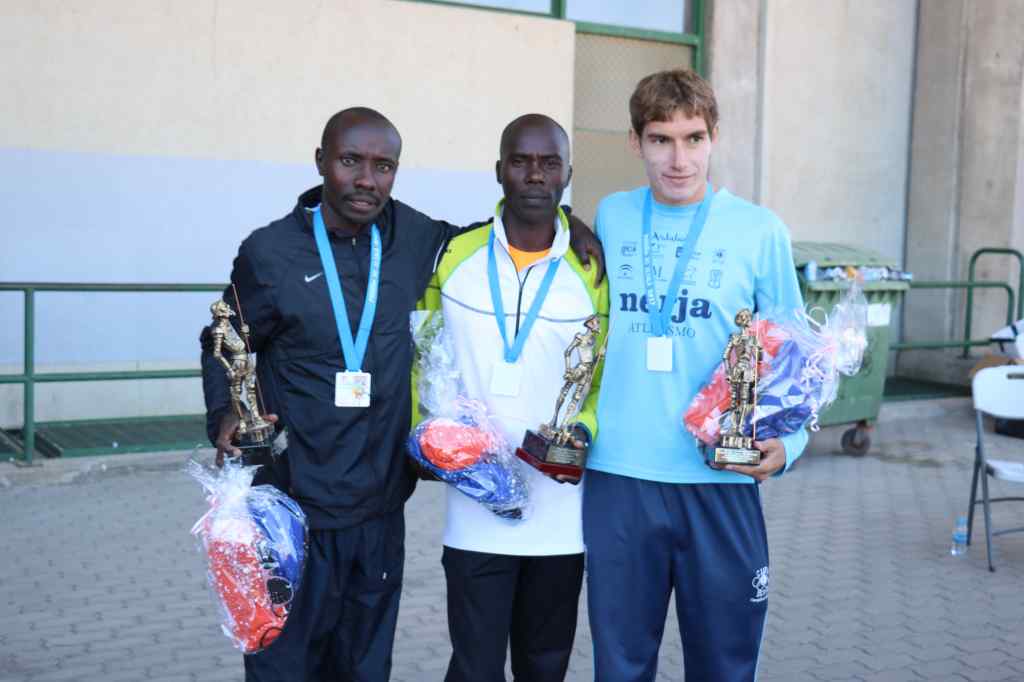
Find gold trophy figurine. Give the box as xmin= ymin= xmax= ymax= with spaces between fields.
xmin=517 ymin=315 xmax=605 ymax=476
xmin=714 ymin=309 xmax=763 ymax=465
xmin=210 ymin=300 xmax=274 ymax=459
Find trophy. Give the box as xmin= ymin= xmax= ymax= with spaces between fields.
xmin=713 ymin=309 xmax=763 ymax=465
xmin=516 ymin=315 xmax=605 ymax=477
xmin=210 ymin=299 xmax=275 ymax=467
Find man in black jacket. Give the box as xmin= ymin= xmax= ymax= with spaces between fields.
xmin=200 ymin=107 xmax=602 ymax=681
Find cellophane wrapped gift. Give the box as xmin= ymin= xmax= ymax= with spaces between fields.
xmin=408 ymin=311 xmax=530 ymax=520
xmin=188 ymin=460 xmax=307 ymax=653
xmin=684 ymin=283 xmax=868 ymax=445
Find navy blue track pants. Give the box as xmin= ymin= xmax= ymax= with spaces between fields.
xmin=583 ymin=470 xmax=769 ymax=682
xmin=243 ymin=508 xmax=405 ymax=682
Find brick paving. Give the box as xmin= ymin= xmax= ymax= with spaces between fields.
xmin=2 ymin=397 xmax=1024 ymax=681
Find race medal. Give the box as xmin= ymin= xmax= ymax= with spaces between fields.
xmin=313 ymin=207 xmax=381 ymax=411
xmin=335 ymin=371 xmax=371 ymax=408
xmin=486 ymin=223 xmax=562 ymax=388
xmin=490 ymin=361 xmax=523 ymax=397
xmin=646 ymin=336 xmax=673 ymax=373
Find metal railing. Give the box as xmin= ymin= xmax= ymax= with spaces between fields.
xmin=962 ymin=248 xmax=1023 ymax=357
xmin=892 ymin=247 xmax=1022 ymax=353
xmin=890 ymin=280 xmax=1015 ymax=352
xmin=0 ymin=282 xmax=224 ymax=464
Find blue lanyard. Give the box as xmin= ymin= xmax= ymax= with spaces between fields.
xmin=641 ymin=184 xmax=715 ymax=337
xmin=487 ymin=229 xmax=561 ymax=363
xmin=312 ymin=207 xmax=381 ymax=372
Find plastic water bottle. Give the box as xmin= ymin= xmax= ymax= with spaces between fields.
xmin=950 ymin=515 xmax=968 ymax=556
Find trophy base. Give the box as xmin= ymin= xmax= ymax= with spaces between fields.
xmin=516 ymin=429 xmax=586 ymax=477
xmin=713 ymin=446 xmax=762 ymax=465
xmin=235 ymin=433 xmax=274 ymax=468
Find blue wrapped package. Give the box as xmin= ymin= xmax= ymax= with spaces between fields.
xmin=751 ymin=339 xmax=816 ymax=440
xmin=754 ymin=284 xmax=868 ymax=438
xmin=684 ymin=282 xmax=868 ymax=448
xmin=408 ymin=415 xmax=527 ymax=519
xmin=189 ymin=460 xmax=308 ymax=653
xmin=247 ymin=491 xmax=306 ymax=608
xmin=409 ymin=311 xmax=530 ymax=520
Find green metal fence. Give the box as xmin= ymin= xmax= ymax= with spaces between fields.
xmin=890 ymin=280 xmax=1015 ymax=352
xmin=0 ymin=282 xmax=224 ymax=464
xmin=962 ymin=248 xmax=1023 ymax=357
xmin=891 ymin=248 xmax=1022 ymax=354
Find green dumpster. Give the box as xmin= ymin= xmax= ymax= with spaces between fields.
xmin=792 ymin=242 xmax=910 ymax=455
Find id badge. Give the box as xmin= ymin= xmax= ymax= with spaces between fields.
xmin=489 ymin=361 xmax=523 ymax=397
xmin=335 ymin=371 xmax=371 ymax=407
xmin=646 ymin=336 xmax=673 ymax=373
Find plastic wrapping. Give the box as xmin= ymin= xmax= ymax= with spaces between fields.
xmin=408 ymin=311 xmax=529 ymax=520
xmin=189 ymin=460 xmax=307 ymax=653
xmin=684 ymin=283 xmax=868 ymax=445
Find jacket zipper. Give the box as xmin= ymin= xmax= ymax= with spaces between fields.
xmin=500 ymin=237 xmax=551 ymax=339
xmin=514 ymin=265 xmax=533 ymax=338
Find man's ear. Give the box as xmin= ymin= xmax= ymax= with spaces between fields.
xmin=566 ymin=164 xmax=573 ymax=186
xmin=494 ymin=159 xmax=502 ymax=184
xmin=628 ymin=128 xmax=643 ymax=158
xmin=315 ymin=148 xmax=324 ymax=177
xmin=710 ymin=124 xmax=720 ymax=144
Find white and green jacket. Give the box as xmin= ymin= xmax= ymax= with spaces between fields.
xmin=416 ymin=204 xmax=609 ymax=555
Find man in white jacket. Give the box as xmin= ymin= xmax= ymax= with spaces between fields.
xmin=416 ymin=114 xmax=608 ymax=682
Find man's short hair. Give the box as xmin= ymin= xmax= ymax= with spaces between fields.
xmin=321 ymin=107 xmax=400 ymax=150
xmin=629 ymin=69 xmax=719 ymax=137
xmin=499 ymin=113 xmax=570 ymax=160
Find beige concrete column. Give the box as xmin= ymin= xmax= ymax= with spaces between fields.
xmin=705 ymin=0 xmax=763 ymax=203
xmin=900 ymin=0 xmax=1024 ymax=383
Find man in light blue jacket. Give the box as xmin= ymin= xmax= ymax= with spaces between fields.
xmin=584 ymin=68 xmax=808 ymax=682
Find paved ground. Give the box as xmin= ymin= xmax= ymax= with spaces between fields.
xmin=2 ymin=398 xmax=1024 ymax=682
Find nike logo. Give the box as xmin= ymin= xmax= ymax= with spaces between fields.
xmin=304 ymin=272 xmax=324 ymax=283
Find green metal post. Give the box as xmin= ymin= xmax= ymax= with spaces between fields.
xmin=693 ymin=0 xmax=705 ymax=77
xmin=23 ymin=288 xmax=34 ymax=465
xmin=549 ymin=0 xmax=565 ymax=19
xmin=962 ymin=248 xmax=1024 ymax=357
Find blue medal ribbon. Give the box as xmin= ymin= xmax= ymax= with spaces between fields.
xmin=641 ymin=183 xmax=715 ymax=337
xmin=487 ymin=228 xmax=561 ymax=363
xmin=312 ymin=206 xmax=381 ymax=372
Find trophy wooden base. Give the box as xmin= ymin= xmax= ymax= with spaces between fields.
xmin=516 ymin=429 xmax=585 ymax=477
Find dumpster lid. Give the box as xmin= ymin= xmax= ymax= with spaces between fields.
xmin=792 ymin=242 xmax=899 ymax=269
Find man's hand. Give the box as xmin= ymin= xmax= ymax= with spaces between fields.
xmin=214 ymin=412 xmax=278 ymax=467
xmin=548 ymin=425 xmax=588 ymax=485
xmin=567 ymin=215 xmax=606 ymax=285
xmin=717 ymin=438 xmax=787 ymax=482
xmin=410 ymin=458 xmax=442 ymax=482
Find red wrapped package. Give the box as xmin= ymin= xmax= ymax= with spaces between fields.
xmin=418 ymin=418 xmax=498 ymax=471
xmin=189 ymin=460 xmax=307 ymax=654
xmin=683 ymin=319 xmax=788 ymax=445
xmin=204 ymin=517 xmax=284 ymax=652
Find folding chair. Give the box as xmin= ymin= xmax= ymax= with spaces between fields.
xmin=967 ymin=365 xmax=1024 ymax=571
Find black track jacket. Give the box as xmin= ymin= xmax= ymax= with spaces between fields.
xmin=201 ymin=186 xmax=466 ymax=529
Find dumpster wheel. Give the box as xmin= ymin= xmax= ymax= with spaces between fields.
xmin=840 ymin=425 xmax=871 ymax=456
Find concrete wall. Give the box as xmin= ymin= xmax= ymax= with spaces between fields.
xmin=0 ymin=0 xmax=575 ymax=426
xmin=759 ymin=0 xmax=917 ymax=260
xmin=900 ymin=0 xmax=1024 ymax=383
xmin=706 ymin=0 xmax=761 ymax=203
xmin=706 ymin=0 xmax=917 ymax=257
